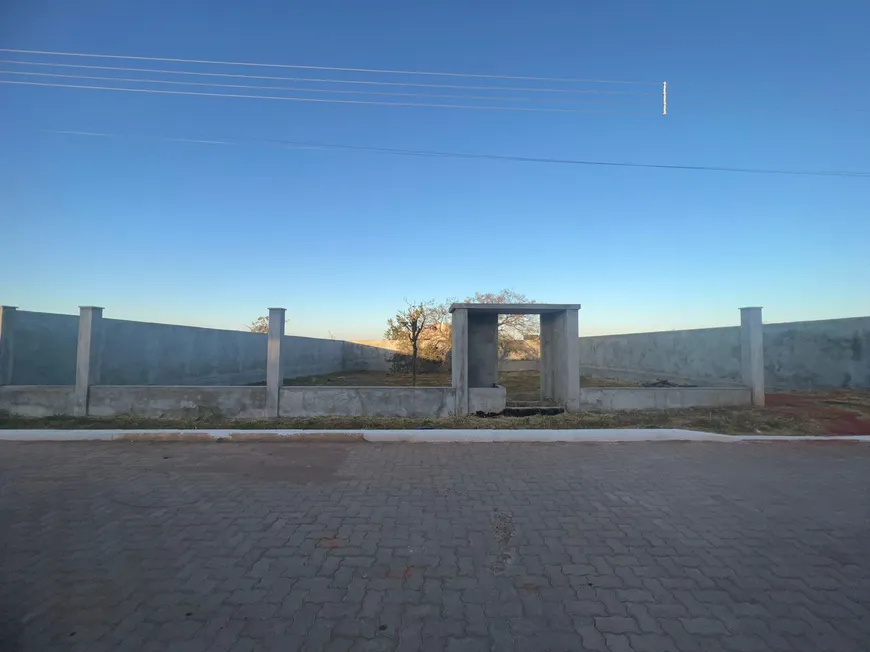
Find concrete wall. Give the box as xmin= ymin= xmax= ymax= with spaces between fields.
xmin=4 ymin=310 xmax=363 ymax=386
xmin=280 ymin=336 xmax=344 ymax=380
xmin=763 ymin=318 xmax=870 ymax=389
xmin=579 ymin=317 xmax=870 ymax=390
xmin=469 ymin=386 xmax=507 ymax=414
xmin=1 ymin=384 xmax=460 ymax=419
xmin=579 ymin=387 xmax=752 ymax=411
xmin=87 ymin=386 xmax=268 ymax=419
xmin=100 ymin=318 xmax=269 ymax=386
xmin=579 ymin=326 xmax=742 ymax=387
xmin=7 ymin=308 xmax=867 ymax=393
xmin=343 ymin=341 xmax=398 ymax=372
xmin=9 ymin=311 xmax=79 ymax=385
xmin=279 ymin=386 xmax=455 ymax=418
xmin=0 ymin=384 xmax=746 ymax=417
xmin=467 ymin=312 xmax=499 ymax=387
xmin=0 ymin=386 xmax=77 ymax=417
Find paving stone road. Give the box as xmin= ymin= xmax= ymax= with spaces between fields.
xmin=0 ymin=441 xmax=868 ymax=651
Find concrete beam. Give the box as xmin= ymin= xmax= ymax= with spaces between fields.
xmin=266 ymin=308 xmax=286 ymax=417
xmin=740 ymin=306 xmax=765 ymax=406
xmin=74 ymin=306 xmax=103 ymax=416
xmin=449 ymin=303 xmax=581 ymax=315
xmin=451 ymin=308 xmax=469 ymax=415
xmin=0 ymin=306 xmax=17 ymax=386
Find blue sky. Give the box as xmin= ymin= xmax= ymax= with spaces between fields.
xmin=1 ymin=0 xmax=868 ymax=339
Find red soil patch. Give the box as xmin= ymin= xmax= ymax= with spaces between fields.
xmin=767 ymin=392 xmax=870 ymax=435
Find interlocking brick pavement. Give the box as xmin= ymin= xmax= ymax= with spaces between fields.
xmin=0 ymin=441 xmax=868 ymax=651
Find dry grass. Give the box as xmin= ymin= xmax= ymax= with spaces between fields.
xmin=0 ymin=405 xmax=828 ymax=435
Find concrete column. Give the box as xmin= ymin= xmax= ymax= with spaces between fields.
xmin=451 ymin=308 xmax=469 ymax=415
xmin=740 ymin=306 xmax=765 ymax=406
xmin=540 ymin=313 xmax=555 ymax=401
xmin=0 ymin=306 xmax=17 ymax=385
xmin=551 ymin=311 xmax=568 ymax=405
xmin=563 ymin=309 xmax=581 ymax=412
xmin=543 ymin=310 xmax=582 ymax=411
xmin=266 ymin=308 xmax=285 ymax=417
xmin=467 ymin=311 xmax=499 ymax=387
xmin=74 ymin=306 xmax=103 ymax=416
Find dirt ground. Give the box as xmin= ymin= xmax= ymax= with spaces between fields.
xmin=2 ymin=372 xmax=868 ymax=435
xmin=765 ymin=390 xmax=870 ymax=435
xmin=281 ymin=370 xmax=633 ymax=401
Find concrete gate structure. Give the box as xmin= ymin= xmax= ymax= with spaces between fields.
xmin=450 ymin=303 xmax=581 ymax=415
xmin=0 ymin=302 xmax=762 ymax=419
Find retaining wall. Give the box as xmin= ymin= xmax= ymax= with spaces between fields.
xmin=279 ymin=386 xmax=456 ymax=418
xmin=88 ymin=386 xmax=269 ymax=419
xmin=0 ymin=384 xmax=512 ymax=419
xmin=579 ymin=387 xmax=751 ymax=411
xmin=0 ymin=386 xmax=77 ymax=417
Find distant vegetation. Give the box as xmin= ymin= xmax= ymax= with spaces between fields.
xmin=384 ymin=289 xmax=538 ymax=377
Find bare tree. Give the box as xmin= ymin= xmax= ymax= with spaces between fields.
xmin=434 ymin=289 xmax=538 ymax=356
xmin=247 ymin=316 xmax=269 ymax=334
xmin=385 ymin=301 xmax=431 ymax=386
xmin=247 ymin=314 xmax=288 ymax=334
xmin=465 ymin=289 xmax=538 ymax=341
xmin=383 ymin=289 xmax=538 ymax=370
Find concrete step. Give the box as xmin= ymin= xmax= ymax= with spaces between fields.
xmin=501 ymin=405 xmax=566 ymax=417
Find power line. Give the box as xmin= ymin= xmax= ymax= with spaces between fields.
xmin=35 ymin=127 xmax=870 ymax=178
xmin=0 ymin=47 xmax=659 ymax=85
xmin=0 ymin=70 xmax=649 ymax=106
xmin=0 ymin=60 xmax=655 ymax=95
xmin=0 ymin=79 xmax=649 ymax=114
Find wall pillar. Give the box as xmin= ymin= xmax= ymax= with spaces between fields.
xmin=74 ymin=306 xmax=103 ymax=416
xmin=562 ymin=309 xmax=581 ymax=412
xmin=0 ymin=306 xmax=17 ymax=386
xmin=551 ymin=311 xmax=568 ymax=408
xmin=540 ymin=313 xmax=555 ymax=401
xmin=467 ymin=311 xmax=499 ymax=387
xmin=740 ymin=306 xmax=765 ymax=406
xmin=541 ymin=310 xmax=581 ymax=411
xmin=266 ymin=308 xmax=286 ymax=417
xmin=451 ymin=308 xmax=469 ymax=415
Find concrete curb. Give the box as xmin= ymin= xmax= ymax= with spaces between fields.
xmin=0 ymin=429 xmax=868 ymax=442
